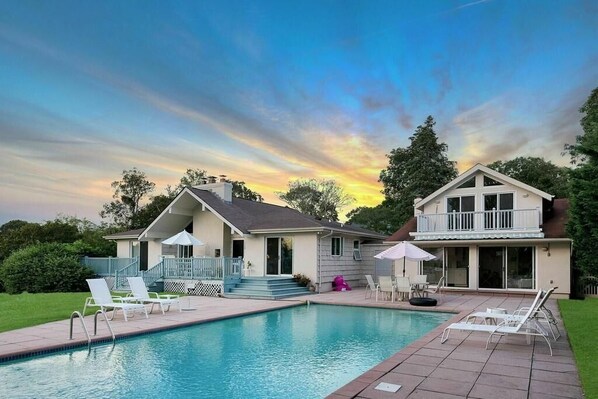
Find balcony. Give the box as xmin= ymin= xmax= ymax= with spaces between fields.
xmin=411 ymin=208 xmax=543 ymax=241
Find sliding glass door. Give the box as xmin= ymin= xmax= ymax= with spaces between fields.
xmin=266 ymin=237 xmax=293 ymax=275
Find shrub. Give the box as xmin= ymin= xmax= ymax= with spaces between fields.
xmin=0 ymin=243 xmax=95 ymax=294
xmin=293 ymin=273 xmax=311 ymax=287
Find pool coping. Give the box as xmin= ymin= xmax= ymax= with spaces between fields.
xmin=0 ymin=291 xmax=583 ymax=399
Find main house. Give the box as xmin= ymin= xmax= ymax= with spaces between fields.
xmin=386 ymin=164 xmax=571 ymax=298
xmin=105 ymin=179 xmax=386 ymax=293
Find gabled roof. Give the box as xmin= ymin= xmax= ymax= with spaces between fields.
xmin=104 ymin=228 xmax=145 ymax=240
xmin=138 ymin=187 xmax=386 ymax=240
xmin=415 ymin=163 xmax=554 ymax=209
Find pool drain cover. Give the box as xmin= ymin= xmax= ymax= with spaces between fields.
xmin=374 ymin=382 xmax=401 ymax=392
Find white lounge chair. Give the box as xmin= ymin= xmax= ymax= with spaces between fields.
xmin=441 ymin=289 xmax=553 ymax=355
xmin=84 ymin=278 xmax=148 ymax=321
xmin=364 ymin=275 xmax=379 ymax=299
xmin=466 ymin=287 xmax=560 ymax=340
xmin=376 ymin=276 xmax=395 ymax=302
xmin=423 ymin=276 xmax=445 ymax=303
xmin=127 ymin=277 xmax=181 ymax=314
xmin=395 ymin=276 xmax=412 ymax=301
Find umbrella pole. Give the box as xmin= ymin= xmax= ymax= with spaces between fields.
xmin=403 ymin=258 xmax=406 ymax=277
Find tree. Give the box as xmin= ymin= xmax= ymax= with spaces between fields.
xmin=564 ymin=87 xmax=598 ymax=276
xmin=230 ymin=180 xmax=263 ymax=202
xmin=378 ymin=116 xmax=458 ymax=229
xmin=100 ymin=168 xmax=155 ymax=228
xmin=486 ymin=157 xmax=570 ymax=198
xmin=276 ymin=178 xmax=354 ymax=221
xmin=345 ymin=205 xmax=402 ymax=236
xmin=134 ymin=194 xmax=176 ymax=228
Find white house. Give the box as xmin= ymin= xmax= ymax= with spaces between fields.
xmin=386 ymin=164 xmax=571 ymax=298
xmin=105 ymin=180 xmax=386 ymax=293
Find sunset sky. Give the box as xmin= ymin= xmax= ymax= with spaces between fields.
xmin=1 ymin=0 xmax=597 ymax=225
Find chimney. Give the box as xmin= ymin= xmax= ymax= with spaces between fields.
xmin=414 ymin=197 xmax=423 ymax=217
xmin=193 ymin=181 xmax=233 ymax=202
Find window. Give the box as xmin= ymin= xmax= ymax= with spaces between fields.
xmin=446 ymin=196 xmax=475 ymax=230
xmin=457 ymin=176 xmax=476 ymax=189
xmin=353 ymin=240 xmax=362 ymax=261
xmin=484 ymin=193 xmax=514 ymax=229
xmin=331 ymin=237 xmax=343 ymax=256
xmin=483 ymin=176 xmax=502 ymax=186
xmin=506 ymin=247 xmax=534 ymax=289
xmin=421 ymin=248 xmax=443 ymax=284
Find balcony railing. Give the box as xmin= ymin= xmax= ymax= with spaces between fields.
xmin=416 ymin=209 xmax=541 ymax=235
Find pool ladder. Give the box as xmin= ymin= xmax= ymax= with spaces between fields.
xmin=69 ymin=310 xmax=116 ymax=350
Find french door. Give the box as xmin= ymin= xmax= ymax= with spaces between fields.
xmin=266 ymin=237 xmax=293 ymax=275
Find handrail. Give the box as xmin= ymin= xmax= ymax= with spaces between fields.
xmin=94 ymin=309 xmax=115 ymax=342
xmin=114 ymin=258 xmax=141 ymax=290
xmin=69 ymin=311 xmax=91 ymax=347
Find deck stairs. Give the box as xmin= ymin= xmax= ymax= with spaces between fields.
xmin=224 ymin=277 xmax=311 ymax=300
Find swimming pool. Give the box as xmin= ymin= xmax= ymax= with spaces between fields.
xmin=0 ymin=304 xmax=451 ymax=398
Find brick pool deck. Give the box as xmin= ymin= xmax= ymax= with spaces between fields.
xmin=0 ymin=290 xmax=583 ymax=398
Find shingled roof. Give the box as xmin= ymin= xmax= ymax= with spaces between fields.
xmin=137 ymin=187 xmax=387 ymax=240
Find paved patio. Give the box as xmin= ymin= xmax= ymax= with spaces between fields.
xmin=0 ymin=290 xmax=583 ymax=398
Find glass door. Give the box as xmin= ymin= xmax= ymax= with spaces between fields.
xmin=484 ymin=193 xmax=514 ymax=229
xmin=266 ymin=237 xmax=293 ymax=275
xmin=479 ymin=247 xmax=504 ymax=288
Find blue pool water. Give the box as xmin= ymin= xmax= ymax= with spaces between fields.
xmin=0 ymin=304 xmax=451 ymax=399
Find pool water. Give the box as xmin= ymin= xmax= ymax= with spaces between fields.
xmin=0 ymin=304 xmax=451 ymax=399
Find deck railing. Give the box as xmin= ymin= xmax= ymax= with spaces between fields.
xmin=161 ymin=257 xmax=243 ymax=280
xmin=416 ymin=208 xmax=541 ymax=233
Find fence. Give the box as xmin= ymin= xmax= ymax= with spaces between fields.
xmin=82 ymin=257 xmax=138 ymax=276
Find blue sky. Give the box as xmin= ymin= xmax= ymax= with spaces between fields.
xmin=0 ymin=0 xmax=597 ymax=225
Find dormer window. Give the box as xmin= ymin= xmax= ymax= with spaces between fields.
xmin=483 ymin=176 xmax=502 ymax=186
xmin=457 ymin=177 xmax=475 ymax=189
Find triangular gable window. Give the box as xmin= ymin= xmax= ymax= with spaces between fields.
xmin=483 ymin=175 xmax=503 ymax=186
xmin=457 ymin=177 xmax=476 ymax=189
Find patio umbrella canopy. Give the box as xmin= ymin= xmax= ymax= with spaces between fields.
xmin=162 ymin=231 xmax=204 ymax=257
xmin=374 ymin=241 xmax=436 ymax=276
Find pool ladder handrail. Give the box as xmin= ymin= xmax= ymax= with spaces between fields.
xmin=69 ymin=310 xmax=116 ymax=350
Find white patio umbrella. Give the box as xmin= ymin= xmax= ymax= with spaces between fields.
xmin=162 ymin=231 xmax=204 ymax=257
xmin=374 ymin=241 xmax=436 ymax=276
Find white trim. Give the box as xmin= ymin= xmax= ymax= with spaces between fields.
xmin=415 ymin=164 xmax=553 ymax=209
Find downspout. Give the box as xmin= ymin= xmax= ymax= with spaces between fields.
xmin=317 ymin=230 xmax=335 ymax=293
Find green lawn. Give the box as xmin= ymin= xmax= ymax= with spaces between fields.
xmin=0 ymin=292 xmax=94 ymax=333
xmin=559 ymin=297 xmax=598 ymax=399
xmin=0 ymin=291 xmax=184 ymax=333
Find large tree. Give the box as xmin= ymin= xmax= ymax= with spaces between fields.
xmin=100 ymin=168 xmax=155 ymax=228
xmin=564 ymin=87 xmax=598 ymax=276
xmin=487 ymin=157 xmax=570 ymax=198
xmin=377 ymin=115 xmax=458 ymax=228
xmin=277 ymin=178 xmax=354 ymax=221
xmin=345 ymin=205 xmax=402 ymax=236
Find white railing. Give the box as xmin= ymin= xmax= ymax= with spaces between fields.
xmin=416 ymin=209 xmax=541 ymax=234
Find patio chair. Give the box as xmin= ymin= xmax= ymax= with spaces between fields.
xmin=423 ymin=276 xmax=445 ymax=303
xmin=364 ymin=275 xmax=379 ymax=299
xmin=84 ymin=278 xmax=148 ymax=322
xmin=441 ymin=289 xmax=553 ymax=355
xmin=376 ymin=276 xmax=395 ymax=302
xmin=127 ymin=277 xmax=181 ymax=314
xmin=395 ymin=276 xmax=412 ymax=301
xmin=465 ymin=287 xmax=560 ymax=340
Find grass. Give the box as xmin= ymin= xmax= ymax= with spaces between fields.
xmin=558 ymin=297 xmax=598 ymax=399
xmin=0 ymin=291 xmax=185 ymax=333
xmin=0 ymin=292 xmax=93 ymax=333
